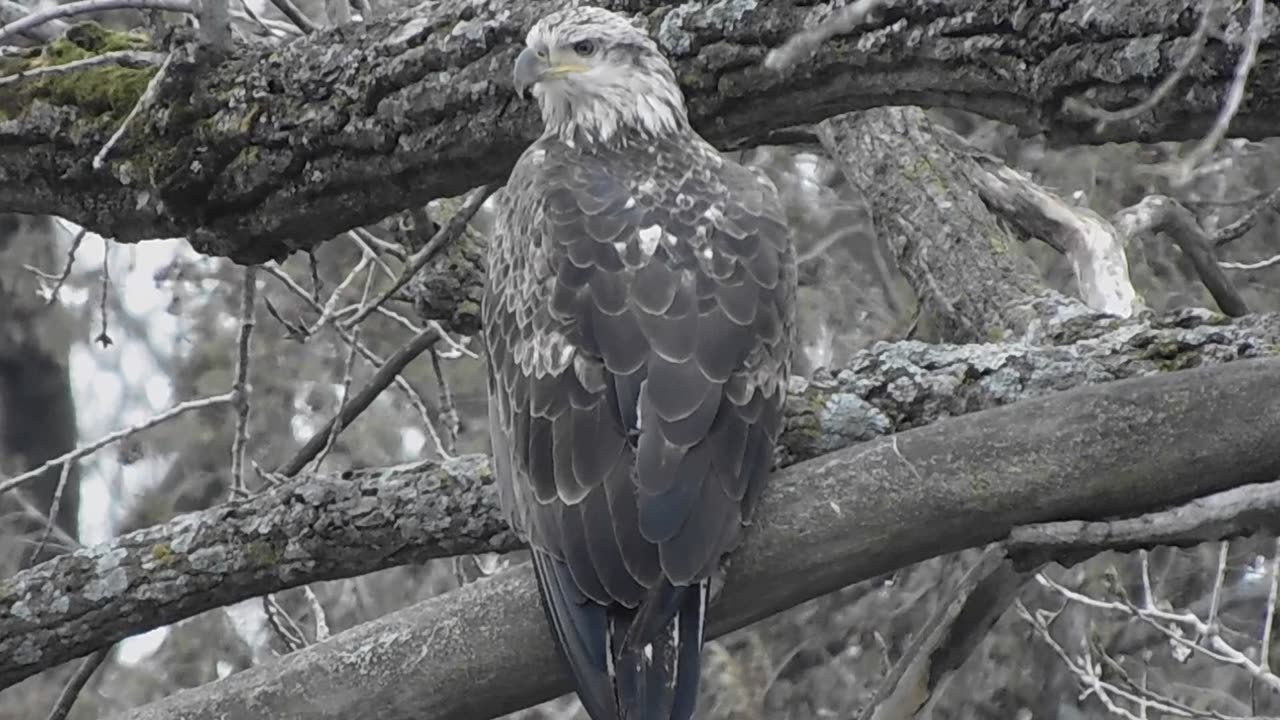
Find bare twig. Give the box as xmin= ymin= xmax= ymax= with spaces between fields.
xmin=261 ymin=262 xmax=446 ymax=449
xmin=1034 ymin=574 xmax=1280 ymax=692
xmin=1219 ymin=252 xmax=1280 ymax=271
xmin=1064 ymin=0 xmax=1220 ymax=125
xmin=0 ymin=392 xmax=234 ymax=497
xmin=94 ymin=52 xmax=174 ymax=170
xmin=262 ymin=594 xmax=308 ymax=652
xmin=274 ymin=323 xmax=442 ymax=477
xmin=311 ymin=276 xmax=366 ymax=474
xmin=230 ymin=267 xmax=257 ymax=496
xmin=0 ymin=0 xmax=193 ymax=44
xmin=0 ymin=0 xmax=68 ymax=41
xmin=95 ymin=240 xmax=112 ymax=346
xmin=23 ymin=226 xmax=88 ymax=306
xmin=265 ymin=0 xmax=319 ymax=33
xmin=1263 ymin=537 xmax=1280 ymax=672
xmin=429 ymin=348 xmax=458 ymax=455
xmin=8 ymin=490 xmax=80 ymax=553
xmin=1113 ymin=195 xmax=1249 ymax=317
xmin=1213 ymin=184 xmax=1280 ymax=246
xmin=764 ymin=0 xmax=886 ymax=71
xmin=858 ymin=548 xmax=1008 ymax=720
xmin=1202 ymin=540 xmax=1230 ymax=641
xmin=312 ymin=253 xmax=372 ymax=331
xmin=303 ymin=586 xmax=330 ymax=642
xmin=1171 ymin=0 xmax=1265 ymax=184
xmin=0 ymin=51 xmax=164 ymax=87
xmin=341 ymin=184 xmax=494 ymax=329
xmin=351 ymin=227 xmax=407 ymax=262
xmin=32 ymin=462 xmax=76 ymax=559
xmin=347 ymin=230 xmax=397 ymax=280
xmin=45 ymin=648 xmax=109 ymax=720
xmin=1009 ymin=478 xmax=1280 ymax=562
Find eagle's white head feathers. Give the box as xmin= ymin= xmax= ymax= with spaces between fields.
xmin=514 ymin=6 xmax=689 ymax=144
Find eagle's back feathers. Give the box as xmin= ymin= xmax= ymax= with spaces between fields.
xmin=485 ymin=126 xmax=795 ymax=719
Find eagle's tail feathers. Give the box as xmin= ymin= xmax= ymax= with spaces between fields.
xmin=531 ymin=551 xmax=708 ymax=720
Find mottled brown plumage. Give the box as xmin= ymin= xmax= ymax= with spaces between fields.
xmin=484 ymin=7 xmax=795 ymax=719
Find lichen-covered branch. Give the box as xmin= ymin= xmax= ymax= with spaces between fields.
xmin=818 ymin=108 xmax=1098 ymax=344
xmin=116 ymin=357 xmax=1280 ymax=720
xmin=2 ymin=0 xmax=1278 ymax=262
xmin=3 ymin=310 xmax=1278 ymax=690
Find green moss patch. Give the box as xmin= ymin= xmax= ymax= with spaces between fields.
xmin=0 ymin=22 xmax=154 ymax=121
xmin=0 ymin=65 xmax=155 ymax=121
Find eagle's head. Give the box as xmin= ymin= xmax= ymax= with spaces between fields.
xmin=514 ymin=6 xmax=688 ymax=143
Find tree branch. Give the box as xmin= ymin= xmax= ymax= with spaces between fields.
xmin=818 ymin=108 xmax=1096 ymax=343
xmin=112 ymin=356 xmax=1280 ymax=720
xmin=2 ymin=0 xmax=1277 ymax=261
xmin=3 ymin=310 xmax=1278 ymax=691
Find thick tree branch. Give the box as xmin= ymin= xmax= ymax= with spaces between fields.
xmin=3 ymin=310 xmax=1278 ymax=691
xmin=818 ymin=108 xmax=1097 ymax=343
xmin=112 ymin=356 xmax=1280 ymax=720
xmin=1 ymin=0 xmax=1277 ymax=261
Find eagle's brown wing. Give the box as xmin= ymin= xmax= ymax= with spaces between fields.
xmin=484 ymin=134 xmax=794 ymax=719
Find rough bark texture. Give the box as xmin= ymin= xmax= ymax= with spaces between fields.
xmin=1 ymin=0 xmax=1277 ymax=261
xmin=113 ymin=357 xmax=1280 ymax=720
xmin=2 ymin=308 xmax=1277 ymax=691
xmin=818 ymin=109 xmax=1098 ymax=344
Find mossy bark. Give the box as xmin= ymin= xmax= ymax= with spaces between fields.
xmin=0 ymin=0 xmax=1276 ymax=262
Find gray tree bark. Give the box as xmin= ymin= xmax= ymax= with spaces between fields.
xmin=2 ymin=306 xmax=1277 ymax=691
xmin=0 ymin=0 xmax=1276 ymax=261
xmin=109 ymin=356 xmax=1280 ymax=720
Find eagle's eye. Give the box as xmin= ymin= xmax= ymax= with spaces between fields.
xmin=572 ymin=39 xmax=597 ymax=57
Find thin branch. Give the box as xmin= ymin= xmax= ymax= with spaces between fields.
xmin=763 ymin=0 xmax=887 ymax=71
xmin=265 ymin=0 xmax=320 ymax=34
xmin=1263 ymin=537 xmax=1280 ymax=672
xmin=303 ymin=586 xmax=330 ymax=642
xmin=967 ymin=152 xmax=1140 ymax=317
xmin=857 ymin=547 xmax=1007 ymax=720
xmin=1113 ymin=195 xmax=1249 ymax=317
xmin=310 ymin=269 xmax=369 ymax=474
xmin=274 ymin=323 xmax=442 ymax=477
xmin=1219 ymin=252 xmax=1280 ymax=271
xmin=28 ymin=226 xmax=87 ymax=307
xmin=0 ymin=0 xmax=193 ymax=44
xmin=262 ymin=594 xmax=308 ymax=652
xmin=0 ymin=51 xmax=164 ymax=88
xmin=341 ymin=185 xmax=494 ymax=329
xmin=1213 ymin=184 xmax=1280 ymax=247
xmin=429 ymin=347 xmax=458 ymax=456
xmin=32 ymin=462 xmax=76 ymax=559
xmin=1171 ymin=0 xmax=1266 ymax=184
xmin=0 ymin=392 xmax=233 ymax=498
xmin=1009 ymin=477 xmax=1280 ymax=562
xmin=95 ymin=240 xmax=112 ymax=346
xmin=229 ymin=267 xmax=257 ymax=496
xmin=94 ymin=52 xmax=174 ymax=170
xmin=1064 ymin=0 xmax=1220 ymax=125
xmin=1203 ymin=540 xmax=1230 ymax=641
xmin=1034 ymin=573 xmax=1280 ymax=692
xmin=0 ymin=0 xmax=68 ymax=41
xmin=260 ymin=262 xmax=444 ymax=445
xmin=45 ymin=648 xmax=109 ymax=720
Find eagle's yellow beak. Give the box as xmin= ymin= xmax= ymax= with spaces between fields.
xmin=513 ymin=46 xmax=589 ymax=99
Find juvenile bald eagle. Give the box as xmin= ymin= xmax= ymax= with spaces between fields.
xmin=483 ymin=7 xmax=795 ymax=719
